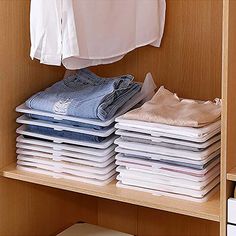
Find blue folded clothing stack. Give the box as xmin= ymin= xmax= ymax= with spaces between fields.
xmin=15 ymin=69 xmax=142 ymax=186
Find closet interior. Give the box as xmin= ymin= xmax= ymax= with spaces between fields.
xmin=0 ymin=0 xmax=235 ymax=235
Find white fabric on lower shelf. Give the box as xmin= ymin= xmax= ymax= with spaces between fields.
xmin=57 ymin=223 xmax=133 ymax=236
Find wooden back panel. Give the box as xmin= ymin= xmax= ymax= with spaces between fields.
xmin=0 ymin=0 xmax=222 ymax=235
xmin=93 ymin=0 xmax=222 ymax=100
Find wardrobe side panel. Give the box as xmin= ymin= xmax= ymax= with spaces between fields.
xmin=0 ymin=1 xmax=98 ymax=235
xmin=93 ymin=0 xmax=222 ymax=100
xmin=221 ymin=0 xmax=236 ymax=235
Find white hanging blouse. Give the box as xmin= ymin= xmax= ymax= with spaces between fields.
xmin=30 ymin=0 xmax=166 ymax=69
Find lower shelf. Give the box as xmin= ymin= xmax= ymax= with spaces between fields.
xmin=1 ymin=163 xmax=220 ymax=222
xmin=227 ymin=167 xmax=236 ymax=181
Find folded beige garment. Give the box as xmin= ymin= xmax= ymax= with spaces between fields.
xmin=124 ymin=86 xmax=221 ymax=127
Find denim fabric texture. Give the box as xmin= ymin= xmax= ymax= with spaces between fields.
xmin=26 ymin=69 xmax=141 ymax=120
xmin=26 ymin=125 xmax=105 ymax=142
xmin=27 ymin=114 xmax=112 ymax=130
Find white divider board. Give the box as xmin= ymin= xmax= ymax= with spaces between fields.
xmin=116 ymin=166 xmax=220 ymax=190
xmin=115 ymin=129 xmax=221 ymax=149
xmin=17 ymin=160 xmax=116 ymax=180
xmin=115 ymin=124 xmax=221 ymax=143
xmin=17 ymin=115 xmax=116 ymax=137
xmin=115 ymin=154 xmax=220 ymax=175
xmin=117 ymin=175 xmax=220 ymax=198
xmin=15 ymin=73 xmax=157 ymax=127
xmin=17 ymin=156 xmax=116 ymax=175
xmin=17 ymin=165 xmax=116 ymax=186
xmin=16 ymin=142 xmax=116 ymax=157
xmin=115 ymin=147 xmax=220 ymax=165
xmin=115 ymin=138 xmax=220 ymax=160
xmin=17 ymin=126 xmax=116 ymax=149
xmin=18 ymin=153 xmax=115 ymax=168
xmin=115 ymin=117 xmax=221 ymax=138
xmin=17 ymin=149 xmax=115 ymax=165
xmin=116 ymin=164 xmax=220 ymax=182
xmin=116 ymin=182 xmax=220 ymax=203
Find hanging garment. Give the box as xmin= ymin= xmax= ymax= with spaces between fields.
xmin=123 ymin=86 xmax=221 ymax=127
xmin=30 ymin=0 xmax=166 ymax=69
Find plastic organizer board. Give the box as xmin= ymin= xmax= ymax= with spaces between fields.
xmin=16 ymin=125 xmax=117 ymax=149
xmin=115 ymin=117 xmax=221 ymax=138
xmin=17 ymin=149 xmax=115 ymax=165
xmin=116 ymin=181 xmax=220 ymax=203
xmin=17 ymin=160 xmax=116 ymax=180
xmin=115 ymin=129 xmax=221 ymax=149
xmin=114 ymin=138 xmax=221 ymax=160
xmin=17 ymin=156 xmax=116 ymax=175
xmin=116 ymin=163 xmax=220 ymax=182
xmin=17 ymin=165 xmax=116 ymax=186
xmin=115 ymin=153 xmax=220 ymax=174
xmin=116 ymin=166 xmax=220 ymax=190
xmin=115 ymin=124 xmax=221 ymax=143
xmin=17 ymin=115 xmax=116 ymax=137
xmin=16 ymin=141 xmax=116 ymax=157
xmin=115 ymin=147 xmax=220 ymax=166
xmin=117 ymin=175 xmax=220 ymax=198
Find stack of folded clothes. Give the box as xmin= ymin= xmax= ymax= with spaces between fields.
xmin=15 ymin=69 xmax=152 ymax=186
xmin=115 ymin=86 xmax=221 ymax=201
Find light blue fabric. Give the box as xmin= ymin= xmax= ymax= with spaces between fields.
xmin=26 ymin=125 xmax=105 ymax=142
xmin=27 ymin=114 xmax=109 ymax=130
xmin=26 ymin=69 xmax=141 ymax=121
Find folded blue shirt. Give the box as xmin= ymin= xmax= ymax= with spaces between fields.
xmin=26 ymin=125 xmax=105 ymax=143
xmin=26 ymin=69 xmax=141 ymax=121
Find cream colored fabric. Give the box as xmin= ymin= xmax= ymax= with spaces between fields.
xmin=124 ymin=86 xmax=221 ymax=127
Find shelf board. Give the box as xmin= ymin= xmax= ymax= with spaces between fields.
xmin=2 ymin=163 xmax=220 ymax=222
xmin=227 ymin=166 xmax=236 ymax=181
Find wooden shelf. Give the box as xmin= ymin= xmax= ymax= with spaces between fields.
xmin=227 ymin=166 xmax=236 ymax=181
xmin=2 ymin=163 xmax=220 ymax=222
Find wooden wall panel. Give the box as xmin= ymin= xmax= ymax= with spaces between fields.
xmin=93 ymin=0 xmax=222 ymax=101
xmin=0 ymin=0 xmax=223 ymax=236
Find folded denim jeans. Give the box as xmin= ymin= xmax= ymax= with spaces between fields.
xmin=27 ymin=114 xmax=109 ymax=130
xmin=26 ymin=69 xmax=141 ymax=120
xmin=26 ymin=125 xmax=105 ymax=142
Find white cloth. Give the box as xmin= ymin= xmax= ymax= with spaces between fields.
xmin=30 ymin=0 xmax=166 ymax=69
